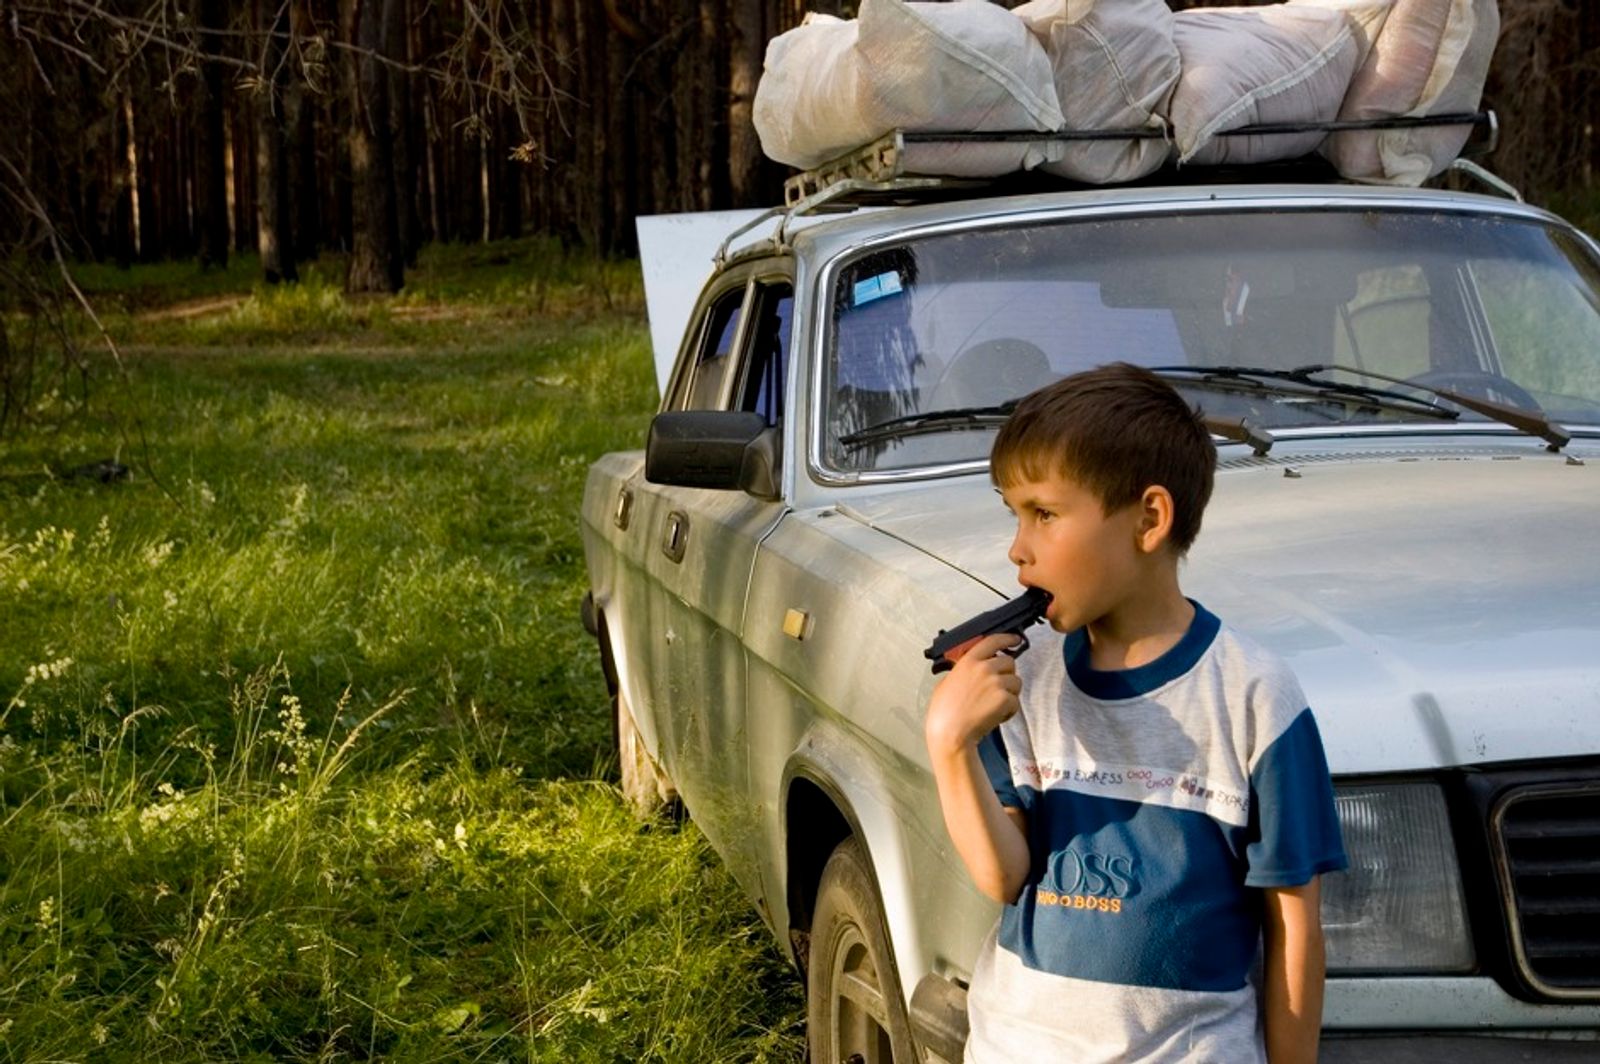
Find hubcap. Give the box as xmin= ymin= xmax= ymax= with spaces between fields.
xmin=828 ymin=921 xmax=894 ymax=1063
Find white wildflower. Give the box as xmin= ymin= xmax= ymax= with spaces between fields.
xmin=141 ymin=540 xmax=174 ymax=568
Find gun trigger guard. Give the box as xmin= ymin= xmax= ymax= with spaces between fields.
xmin=1002 ymin=634 xmax=1030 ymax=659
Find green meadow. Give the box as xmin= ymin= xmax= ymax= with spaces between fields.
xmin=0 ymin=243 xmax=804 ymax=1061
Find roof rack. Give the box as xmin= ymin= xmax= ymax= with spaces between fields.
xmin=1448 ymin=157 xmax=1522 ymax=202
xmin=781 ymin=111 xmax=1499 ymax=214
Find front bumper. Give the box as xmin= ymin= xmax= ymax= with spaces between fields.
xmin=1326 ymin=976 xmax=1600 ymax=1030
xmin=1322 ymin=1035 xmax=1600 ymax=1063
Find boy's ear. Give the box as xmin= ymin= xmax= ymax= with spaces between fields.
xmin=1135 ymin=485 xmax=1175 ymax=554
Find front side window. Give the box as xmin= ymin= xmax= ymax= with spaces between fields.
xmin=738 ymin=283 xmax=793 ymax=425
xmin=822 ymin=209 xmax=1600 ymax=474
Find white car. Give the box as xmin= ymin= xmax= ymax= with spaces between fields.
xmin=581 ymin=160 xmax=1600 ymax=1062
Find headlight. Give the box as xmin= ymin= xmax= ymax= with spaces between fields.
xmin=1322 ymin=781 xmax=1475 ymax=973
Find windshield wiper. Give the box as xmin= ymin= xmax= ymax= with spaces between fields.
xmin=838 ymin=401 xmax=1018 ymax=450
xmin=837 ymin=359 xmax=1564 ymax=455
xmin=1292 ymin=364 xmax=1572 ymax=452
xmin=1149 ymin=365 xmax=1461 ymax=422
xmin=838 ymin=397 xmax=1276 ymax=457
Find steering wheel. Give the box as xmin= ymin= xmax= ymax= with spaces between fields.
xmin=926 ymin=338 xmax=1052 ymax=411
xmin=1404 ymin=369 xmax=1543 ymax=412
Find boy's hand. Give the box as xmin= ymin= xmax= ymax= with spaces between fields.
xmin=925 ymin=633 xmax=1023 ymax=757
xmin=923 ymin=632 xmax=1032 ymax=904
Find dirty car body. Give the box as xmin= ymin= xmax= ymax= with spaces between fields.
xmin=582 ymin=181 xmax=1600 ymax=1061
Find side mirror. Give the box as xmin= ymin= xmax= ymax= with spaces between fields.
xmin=646 ymin=411 xmax=781 ymax=501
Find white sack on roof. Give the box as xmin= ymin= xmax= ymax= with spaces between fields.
xmin=752 ymin=14 xmax=872 ymax=172
xmin=752 ymin=0 xmax=1063 ymax=177
xmin=1315 ymin=0 xmax=1500 ymax=186
xmin=1167 ymin=4 xmax=1363 ymax=166
xmin=1289 ymin=0 xmax=1395 ymax=65
xmin=1014 ymin=0 xmax=1181 ymax=184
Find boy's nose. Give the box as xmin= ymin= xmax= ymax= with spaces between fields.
xmin=1008 ymin=529 xmax=1030 ymax=568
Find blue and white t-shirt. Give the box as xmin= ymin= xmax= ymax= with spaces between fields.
xmin=965 ymin=603 xmax=1346 ymax=1064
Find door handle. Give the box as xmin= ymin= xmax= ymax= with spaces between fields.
xmin=661 ymin=510 xmax=689 ymax=563
xmin=614 ymin=486 xmax=634 ymax=530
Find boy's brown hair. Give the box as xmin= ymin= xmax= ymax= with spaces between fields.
xmin=991 ymin=363 xmax=1216 ymax=553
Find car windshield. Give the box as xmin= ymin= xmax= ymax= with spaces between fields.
xmin=822 ymin=208 xmax=1600 ymax=473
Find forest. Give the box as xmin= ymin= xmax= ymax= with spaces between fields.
xmin=2 ymin=0 xmax=1599 ymax=434
xmin=1 ymin=0 xmax=1597 ymax=284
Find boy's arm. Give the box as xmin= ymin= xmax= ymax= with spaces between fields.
xmin=924 ymin=634 xmax=1032 ymax=904
xmin=1262 ymin=878 xmax=1326 ymax=1064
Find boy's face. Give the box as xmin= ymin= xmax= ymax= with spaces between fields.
xmin=999 ymin=470 xmax=1156 ymax=634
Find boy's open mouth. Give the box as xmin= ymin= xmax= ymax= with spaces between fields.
xmin=1023 ymin=585 xmax=1055 ymax=624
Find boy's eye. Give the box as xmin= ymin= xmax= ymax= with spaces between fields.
xmin=1036 ymin=509 xmax=1055 ymax=522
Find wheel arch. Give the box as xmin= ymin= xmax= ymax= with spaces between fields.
xmin=780 ymin=745 xmax=928 ymax=1003
xmin=592 ymin=606 xmax=621 ymax=738
xmin=784 ymin=771 xmax=857 ymax=969
xmin=591 ymin=599 xmax=678 ymax=813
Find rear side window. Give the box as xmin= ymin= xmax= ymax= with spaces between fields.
xmin=680 ymin=287 xmax=746 ymax=411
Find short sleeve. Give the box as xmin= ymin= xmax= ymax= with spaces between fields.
xmin=978 ymin=728 xmax=1024 ymax=809
xmin=1244 ymin=708 xmax=1348 ymax=888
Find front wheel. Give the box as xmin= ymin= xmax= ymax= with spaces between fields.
xmin=807 ymin=838 xmax=917 ymax=1064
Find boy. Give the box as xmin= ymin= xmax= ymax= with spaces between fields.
xmin=925 ymin=363 xmax=1347 ymax=1063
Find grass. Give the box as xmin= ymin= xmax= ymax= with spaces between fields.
xmin=0 ymin=240 xmax=805 ymax=1061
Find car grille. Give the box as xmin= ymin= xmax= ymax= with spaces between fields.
xmin=1492 ymin=782 xmax=1600 ymax=1000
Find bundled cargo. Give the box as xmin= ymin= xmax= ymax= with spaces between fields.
xmin=754 ymin=0 xmax=1498 ymax=189
xmin=1320 ymin=0 xmax=1500 ymax=184
xmin=1013 ymin=0 xmax=1182 ymax=184
xmin=752 ymin=0 xmax=1064 ymax=178
xmin=1167 ymin=3 xmax=1378 ymax=166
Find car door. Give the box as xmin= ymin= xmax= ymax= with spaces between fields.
xmin=639 ymin=264 xmax=794 ymax=897
xmin=605 ymin=278 xmax=744 ymax=783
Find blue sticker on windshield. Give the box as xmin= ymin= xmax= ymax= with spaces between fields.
xmin=853 ymin=271 xmax=904 ymax=307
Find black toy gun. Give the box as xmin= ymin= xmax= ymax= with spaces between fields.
xmin=923 ymin=586 xmax=1053 ymax=675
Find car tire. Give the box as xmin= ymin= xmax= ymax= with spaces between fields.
xmin=614 ymin=683 xmax=674 ymax=817
xmin=808 ymin=837 xmax=917 ymax=1064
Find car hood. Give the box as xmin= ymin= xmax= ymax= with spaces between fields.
xmin=835 ymin=447 xmax=1600 ymax=773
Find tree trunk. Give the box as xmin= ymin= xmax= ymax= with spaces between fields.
xmin=388 ymin=0 xmax=422 ymax=264
xmin=728 ymin=0 xmax=764 ymax=207
xmin=256 ymin=0 xmax=298 ymax=283
xmin=498 ymin=105 xmax=523 ymax=240
xmin=343 ymin=0 xmax=403 ymax=292
xmin=231 ymin=95 xmax=258 ymax=254
xmin=549 ymin=0 xmax=580 ymax=243
xmin=287 ymin=0 xmax=322 ymax=261
xmin=197 ymin=0 xmax=230 ymax=269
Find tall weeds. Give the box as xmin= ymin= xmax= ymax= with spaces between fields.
xmin=0 ymin=240 xmax=803 ymax=1061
